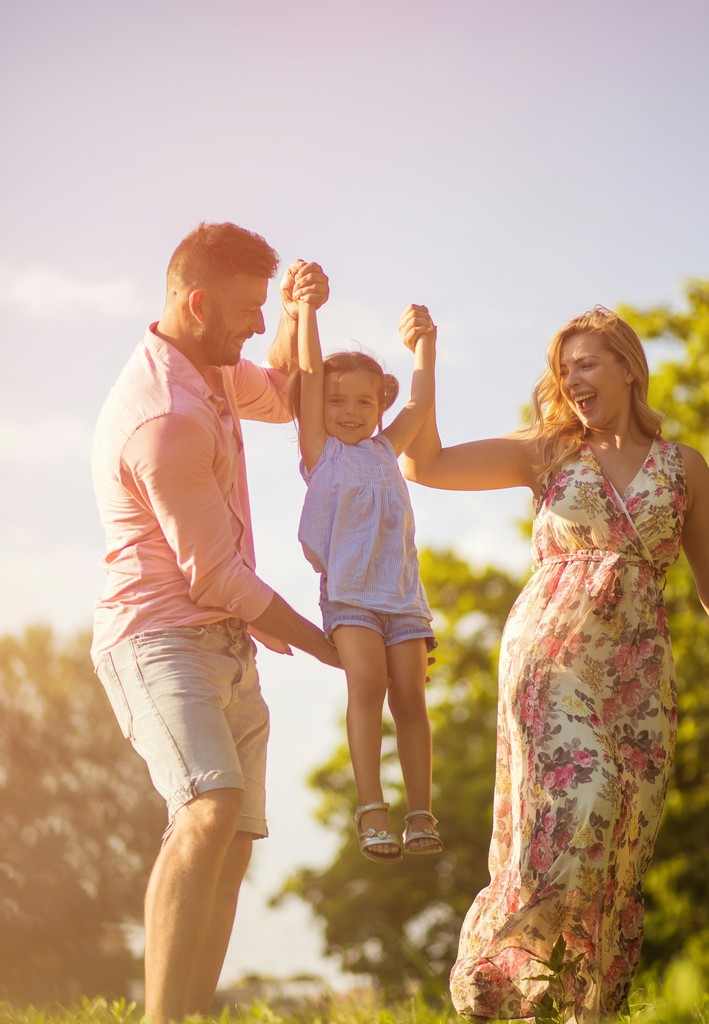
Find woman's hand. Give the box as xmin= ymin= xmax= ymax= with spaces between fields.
xmin=399 ymin=303 xmax=436 ymax=352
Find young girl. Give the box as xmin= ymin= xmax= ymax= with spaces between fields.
xmin=290 ymin=285 xmax=442 ymax=863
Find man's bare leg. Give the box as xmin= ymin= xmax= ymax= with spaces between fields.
xmin=185 ymin=831 xmax=254 ymax=1014
xmin=144 ymin=788 xmax=243 ymax=1024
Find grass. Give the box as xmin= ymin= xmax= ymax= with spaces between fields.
xmin=0 ymin=958 xmax=706 ymax=1024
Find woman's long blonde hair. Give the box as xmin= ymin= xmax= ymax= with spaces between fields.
xmin=528 ymin=305 xmax=663 ymax=479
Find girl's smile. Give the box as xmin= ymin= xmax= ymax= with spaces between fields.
xmin=323 ymin=368 xmax=384 ymax=445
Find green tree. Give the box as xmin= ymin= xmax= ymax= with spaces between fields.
xmin=278 ymin=280 xmax=709 ymax=995
xmin=619 ymin=281 xmax=709 ymax=971
xmin=0 ymin=626 xmax=164 ymax=1003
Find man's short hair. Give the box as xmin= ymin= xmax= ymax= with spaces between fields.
xmin=167 ymin=222 xmax=280 ymax=290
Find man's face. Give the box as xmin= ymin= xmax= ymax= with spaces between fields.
xmin=196 ymin=274 xmax=268 ymax=367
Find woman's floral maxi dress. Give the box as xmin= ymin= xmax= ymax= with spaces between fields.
xmin=449 ymin=440 xmax=687 ymax=1022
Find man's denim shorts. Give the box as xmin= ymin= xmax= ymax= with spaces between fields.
xmin=95 ymin=619 xmax=269 ymax=840
xmin=320 ymin=594 xmax=437 ymax=652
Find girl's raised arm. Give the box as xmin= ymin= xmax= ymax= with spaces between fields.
xmin=296 ymin=301 xmax=329 ymax=471
xmin=381 ymin=314 xmax=436 ymax=457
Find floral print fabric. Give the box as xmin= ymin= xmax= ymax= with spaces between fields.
xmin=449 ymin=440 xmax=687 ymax=1022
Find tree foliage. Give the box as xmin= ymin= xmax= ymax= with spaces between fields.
xmin=0 ymin=627 xmax=164 ymax=1003
xmin=279 ymin=280 xmax=709 ymax=995
xmin=619 ymin=280 xmax=709 ymax=970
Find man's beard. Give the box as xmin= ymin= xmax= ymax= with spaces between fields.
xmin=195 ymin=312 xmax=243 ymax=367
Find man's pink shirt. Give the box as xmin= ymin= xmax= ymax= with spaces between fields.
xmin=91 ymin=325 xmax=292 ymax=665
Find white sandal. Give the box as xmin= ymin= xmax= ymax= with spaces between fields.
xmin=354 ymin=802 xmax=403 ymax=863
xmin=403 ymin=810 xmax=443 ymax=854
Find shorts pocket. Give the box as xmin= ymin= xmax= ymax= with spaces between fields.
xmin=96 ymin=651 xmax=135 ymax=741
xmin=132 ymin=626 xmax=208 ymax=645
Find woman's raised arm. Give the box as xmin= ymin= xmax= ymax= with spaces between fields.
xmin=401 ymin=410 xmax=540 ymax=493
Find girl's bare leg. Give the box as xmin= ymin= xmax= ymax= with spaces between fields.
xmin=386 ymin=638 xmax=438 ymax=850
xmin=332 ymin=625 xmax=399 ymax=855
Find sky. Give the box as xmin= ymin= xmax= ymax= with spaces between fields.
xmin=2 ymin=0 xmax=708 ymax=992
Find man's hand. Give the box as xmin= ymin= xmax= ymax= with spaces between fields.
xmin=281 ymin=260 xmax=330 ymax=319
xmin=249 ymin=591 xmax=341 ymax=669
xmin=398 ymin=303 xmax=437 ymax=353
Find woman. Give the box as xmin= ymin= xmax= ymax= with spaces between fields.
xmin=398 ymin=304 xmax=709 ymax=1022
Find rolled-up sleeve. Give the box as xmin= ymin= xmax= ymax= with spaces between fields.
xmin=121 ymin=413 xmax=274 ymax=622
xmin=231 ymin=361 xmax=292 ymax=423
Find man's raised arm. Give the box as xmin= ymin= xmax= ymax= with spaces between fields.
xmin=266 ymin=260 xmax=330 ymax=374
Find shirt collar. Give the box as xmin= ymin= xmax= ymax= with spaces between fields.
xmin=144 ymin=323 xmax=223 ymax=408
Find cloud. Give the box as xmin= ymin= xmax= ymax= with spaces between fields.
xmin=0 ymin=263 xmax=144 ymax=319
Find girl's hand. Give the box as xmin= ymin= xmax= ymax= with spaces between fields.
xmin=398 ymin=303 xmax=436 ymax=352
xmin=293 ymin=261 xmax=330 ymax=309
xmin=281 ymin=260 xmax=330 ymax=318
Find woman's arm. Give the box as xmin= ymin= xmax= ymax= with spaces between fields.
xmin=397 ymin=304 xmax=539 ymax=493
xmin=679 ymin=443 xmax=709 ymax=615
xmin=401 ymin=417 xmax=540 ymax=493
xmin=296 ymin=301 xmax=328 ymax=471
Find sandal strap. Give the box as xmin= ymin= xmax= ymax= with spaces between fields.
xmin=354 ymin=801 xmax=390 ymax=825
xmin=404 ymin=809 xmax=438 ymax=826
xmin=361 ymin=828 xmax=402 ymax=844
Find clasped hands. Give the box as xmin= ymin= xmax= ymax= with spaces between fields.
xmin=281 ymin=259 xmax=330 ymax=319
xmin=281 ymin=263 xmax=436 ymax=356
xmin=398 ymin=303 xmax=437 ymax=352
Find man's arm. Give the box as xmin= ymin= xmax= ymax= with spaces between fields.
xmin=250 ymin=591 xmax=339 ymax=666
xmin=265 ymin=260 xmax=330 ymax=374
xmin=265 ymin=307 xmax=299 ymax=376
xmin=122 ymin=414 xmax=339 ymax=666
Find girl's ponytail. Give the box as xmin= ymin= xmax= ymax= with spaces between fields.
xmin=381 ymin=373 xmax=399 ymax=410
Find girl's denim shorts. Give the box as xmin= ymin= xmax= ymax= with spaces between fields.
xmin=96 ymin=619 xmax=269 ymax=840
xmin=320 ymin=596 xmax=437 ymax=652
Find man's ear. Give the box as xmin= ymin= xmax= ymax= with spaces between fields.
xmin=187 ymin=289 xmax=206 ymax=324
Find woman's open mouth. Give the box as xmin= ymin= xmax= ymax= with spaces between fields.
xmin=574 ymin=392 xmax=596 ymax=412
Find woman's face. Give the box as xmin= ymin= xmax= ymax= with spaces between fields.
xmin=559 ymin=332 xmax=634 ymax=433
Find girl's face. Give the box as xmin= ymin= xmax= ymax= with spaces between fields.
xmin=559 ymin=332 xmax=634 ymax=433
xmin=323 ymin=368 xmax=384 ymax=445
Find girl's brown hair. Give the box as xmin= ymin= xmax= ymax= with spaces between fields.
xmin=528 ymin=305 xmax=663 ymax=479
xmin=289 ymin=350 xmax=399 ymax=424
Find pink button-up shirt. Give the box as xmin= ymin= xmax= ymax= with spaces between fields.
xmin=91 ymin=324 xmax=293 ymax=665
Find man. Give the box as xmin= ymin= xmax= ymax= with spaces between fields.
xmin=91 ymin=222 xmax=338 ymax=1024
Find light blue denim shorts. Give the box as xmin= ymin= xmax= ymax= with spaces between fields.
xmin=320 ymin=594 xmax=437 ymax=652
xmin=96 ymin=619 xmax=269 ymax=839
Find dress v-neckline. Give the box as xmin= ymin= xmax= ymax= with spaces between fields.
xmin=584 ymin=439 xmax=656 ymax=501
